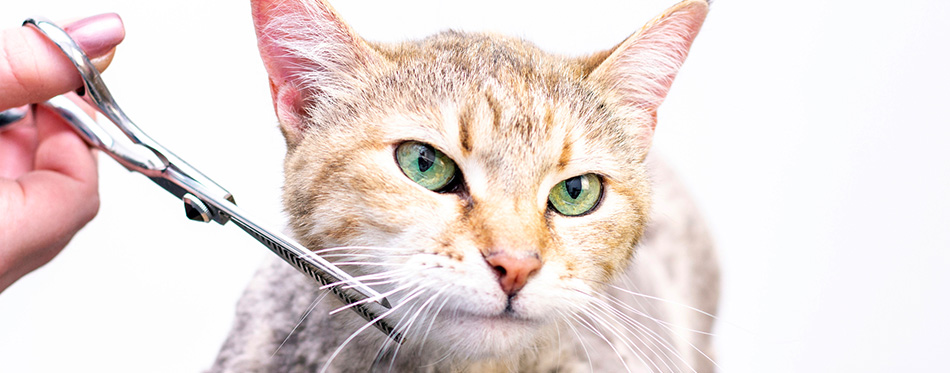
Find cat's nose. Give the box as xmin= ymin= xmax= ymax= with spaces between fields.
xmin=484 ymin=251 xmax=542 ymax=296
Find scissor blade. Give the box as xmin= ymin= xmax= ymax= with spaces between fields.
xmin=228 ymin=214 xmax=387 ymax=304
xmin=229 ymin=216 xmax=403 ymax=343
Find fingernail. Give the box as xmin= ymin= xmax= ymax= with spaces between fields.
xmin=63 ymin=13 xmax=125 ymax=59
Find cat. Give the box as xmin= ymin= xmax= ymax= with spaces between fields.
xmin=211 ymin=0 xmax=719 ymax=371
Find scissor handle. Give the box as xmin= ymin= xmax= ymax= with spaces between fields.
xmin=26 ymin=17 xmax=235 ymax=225
xmin=25 ymin=16 xmax=401 ymax=342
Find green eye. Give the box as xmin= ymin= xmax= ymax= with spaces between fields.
xmin=548 ymin=174 xmax=603 ymax=216
xmin=396 ymin=141 xmax=458 ymax=191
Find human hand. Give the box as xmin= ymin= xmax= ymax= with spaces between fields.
xmin=0 ymin=13 xmax=125 ymax=293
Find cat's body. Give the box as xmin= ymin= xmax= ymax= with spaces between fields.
xmin=213 ymin=1 xmax=718 ymax=371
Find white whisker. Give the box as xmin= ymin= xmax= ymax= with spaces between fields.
xmin=557 ymin=312 xmax=594 ymax=373
xmin=319 ymin=267 xmax=424 ymax=290
xmin=608 ymin=284 xmax=719 ymax=321
xmin=567 ymin=312 xmax=634 ymax=373
xmin=307 ymin=245 xmax=413 ymax=255
xmin=385 ymin=285 xmax=449 ymax=371
xmin=420 ymin=294 xmax=452 ymax=346
xmin=329 ymin=282 xmax=414 ymax=315
xmin=273 ymin=291 xmax=330 ymax=357
xmin=604 ymin=293 xmax=715 ymax=336
xmin=591 ymin=287 xmax=720 ymax=370
xmin=584 ymin=299 xmax=684 ymax=373
xmin=331 ymin=261 xmax=395 ymax=267
xmin=579 ymin=304 xmax=661 ymax=372
xmin=319 ymin=287 xmax=427 ymax=373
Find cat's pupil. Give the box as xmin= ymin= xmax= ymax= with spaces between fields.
xmin=565 ymin=177 xmax=583 ymax=199
xmin=417 ymin=146 xmax=435 ymax=172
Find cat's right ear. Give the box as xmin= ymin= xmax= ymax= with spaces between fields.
xmin=251 ymin=0 xmax=384 ymax=147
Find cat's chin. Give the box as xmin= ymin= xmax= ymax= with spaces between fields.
xmin=454 ymin=310 xmax=540 ymax=329
xmin=420 ymin=310 xmax=549 ymax=359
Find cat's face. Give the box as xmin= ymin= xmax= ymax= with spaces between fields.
xmin=252 ymin=0 xmax=706 ymax=359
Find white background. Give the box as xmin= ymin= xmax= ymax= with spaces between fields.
xmin=1 ymin=0 xmax=948 ymax=372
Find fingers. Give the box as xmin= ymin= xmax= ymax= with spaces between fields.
xmin=0 ymin=102 xmax=101 ymax=289
xmin=31 ymin=101 xmax=99 ymax=198
xmin=0 ymin=13 xmax=124 ymax=111
xmin=0 ymin=110 xmax=38 ymax=179
xmin=0 ymin=104 xmax=99 ymax=292
xmin=0 ymin=14 xmax=118 ymax=292
xmin=0 ymin=95 xmax=101 ymax=180
xmin=4 ymin=101 xmax=100 ymax=246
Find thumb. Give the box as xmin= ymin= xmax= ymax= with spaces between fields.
xmin=0 ymin=13 xmax=124 ymax=111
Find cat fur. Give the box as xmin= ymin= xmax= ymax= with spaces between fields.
xmin=211 ymin=0 xmax=719 ymax=371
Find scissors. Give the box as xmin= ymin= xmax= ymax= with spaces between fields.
xmin=9 ymin=17 xmax=402 ymax=343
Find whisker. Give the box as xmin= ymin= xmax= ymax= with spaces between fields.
xmin=605 ymin=304 xmax=691 ymax=372
xmin=420 ymin=294 xmax=452 ymax=347
xmin=601 ymin=289 xmax=720 ymax=370
xmin=578 ymin=304 xmax=661 ymax=372
xmin=346 ymin=278 xmax=403 ymax=288
xmin=273 ymin=290 xmax=329 ymax=357
xmin=557 ymin=312 xmax=594 ymax=373
xmin=384 ymin=285 xmax=449 ymax=372
xmin=372 ymin=292 xmax=426 ymax=372
xmin=370 ymin=281 xmax=431 ymax=371
xmin=603 ymin=293 xmax=715 ymax=337
xmin=316 ymin=253 xmax=413 ymax=261
xmin=586 ymin=287 xmax=720 ymax=370
xmin=583 ymin=299 xmax=684 ymax=373
xmin=415 ymin=296 xmax=455 ymax=370
xmin=553 ymin=317 xmax=563 ymax=372
xmin=329 ymin=282 xmax=414 ymax=315
xmin=319 ymin=287 xmax=427 ymax=373
xmin=319 ymin=267 xmax=424 ymax=290
xmin=606 ymin=284 xmax=719 ymax=321
xmin=307 ymin=245 xmax=413 ymax=256
xmin=566 ymin=312 xmax=634 ymax=373
xmin=331 ymin=261 xmax=397 ymax=267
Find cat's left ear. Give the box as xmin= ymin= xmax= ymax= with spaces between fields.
xmin=251 ymin=0 xmax=386 ymax=148
xmin=587 ymin=0 xmax=708 ymax=143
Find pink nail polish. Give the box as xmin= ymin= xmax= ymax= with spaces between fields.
xmin=63 ymin=13 xmax=125 ymax=59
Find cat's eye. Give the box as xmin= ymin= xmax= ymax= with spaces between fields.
xmin=548 ymin=174 xmax=603 ymax=216
xmin=396 ymin=141 xmax=458 ymax=191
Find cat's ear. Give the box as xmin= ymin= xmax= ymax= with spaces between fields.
xmin=251 ymin=0 xmax=384 ymax=147
xmin=587 ymin=0 xmax=708 ymax=144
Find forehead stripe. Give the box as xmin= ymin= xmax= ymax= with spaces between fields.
xmin=458 ymin=103 xmax=474 ymax=155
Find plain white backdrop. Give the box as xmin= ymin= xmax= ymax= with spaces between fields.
xmin=1 ymin=0 xmax=948 ymax=372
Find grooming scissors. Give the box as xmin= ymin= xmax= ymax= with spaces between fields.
xmin=19 ymin=17 xmax=402 ymax=343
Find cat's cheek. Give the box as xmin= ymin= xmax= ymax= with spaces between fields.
xmin=399 ymin=248 xmax=510 ymax=312
xmin=552 ymin=182 xmax=646 ymax=282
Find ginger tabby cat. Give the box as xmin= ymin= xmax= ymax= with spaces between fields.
xmin=212 ymin=0 xmax=719 ymax=371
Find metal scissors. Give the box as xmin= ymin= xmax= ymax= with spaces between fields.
xmin=16 ymin=17 xmax=402 ymax=343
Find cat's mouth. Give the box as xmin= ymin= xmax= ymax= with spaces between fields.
xmin=439 ymin=292 xmax=545 ymax=329
xmin=451 ymin=309 xmax=539 ymax=328
xmin=432 ymin=308 xmax=545 ymax=353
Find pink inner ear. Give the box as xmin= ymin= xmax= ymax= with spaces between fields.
xmin=272 ymin=80 xmax=307 ymax=144
xmin=251 ymin=0 xmax=368 ymax=87
xmin=252 ymin=0 xmax=295 ymax=86
xmin=250 ymin=0 xmax=375 ymax=145
xmin=593 ymin=1 xmax=708 ymax=113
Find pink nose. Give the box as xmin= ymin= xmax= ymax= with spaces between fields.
xmin=484 ymin=251 xmax=542 ymax=295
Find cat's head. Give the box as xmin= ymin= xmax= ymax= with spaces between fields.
xmin=251 ymin=0 xmax=707 ymax=360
